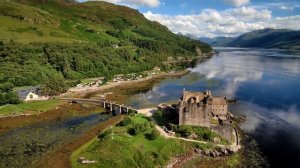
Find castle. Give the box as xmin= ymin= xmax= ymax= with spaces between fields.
xmin=178 ymin=90 xmax=228 ymax=127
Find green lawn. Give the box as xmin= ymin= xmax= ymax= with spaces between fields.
xmin=80 ymin=78 xmax=99 ymax=85
xmin=0 ymin=99 xmax=62 ymax=117
xmin=70 ymin=114 xmax=194 ymax=168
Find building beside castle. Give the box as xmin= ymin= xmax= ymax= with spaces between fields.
xmin=178 ymin=90 xmax=228 ymax=127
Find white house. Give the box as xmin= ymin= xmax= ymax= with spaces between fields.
xmin=17 ymin=87 xmax=41 ymax=101
xmin=24 ymin=92 xmax=39 ymax=101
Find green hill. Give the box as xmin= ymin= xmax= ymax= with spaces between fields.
xmin=226 ymin=28 xmax=300 ymax=49
xmin=0 ymin=0 xmax=211 ymax=99
xmin=200 ymin=37 xmax=235 ymax=47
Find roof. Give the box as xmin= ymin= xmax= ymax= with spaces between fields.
xmin=211 ymin=97 xmax=227 ymax=105
xmin=181 ymin=90 xmax=228 ymax=105
xmin=182 ymin=91 xmax=206 ymax=102
xmin=17 ymin=87 xmax=41 ymax=100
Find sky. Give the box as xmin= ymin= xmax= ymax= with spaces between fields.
xmin=79 ymin=0 xmax=300 ymax=38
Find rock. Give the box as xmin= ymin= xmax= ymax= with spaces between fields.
xmin=188 ymin=133 xmax=199 ymax=139
xmin=227 ymin=148 xmax=234 ymax=154
xmin=194 ymin=148 xmax=202 ymax=154
xmin=204 ymin=149 xmax=210 ymax=156
xmin=210 ymin=151 xmax=217 ymax=157
xmin=215 ymin=151 xmax=221 ymax=156
xmin=220 ymin=148 xmax=228 ymax=155
xmin=213 ymin=137 xmax=221 ymax=143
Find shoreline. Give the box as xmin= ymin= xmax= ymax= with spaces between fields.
xmin=0 ymin=70 xmax=190 ymax=120
xmin=35 ymin=115 xmax=123 ymax=168
xmin=64 ymin=69 xmax=190 ymax=98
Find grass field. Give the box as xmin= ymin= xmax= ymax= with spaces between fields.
xmin=0 ymin=99 xmax=62 ymax=117
xmin=0 ymin=1 xmax=123 ymax=43
xmin=70 ymin=114 xmax=195 ymax=168
xmin=181 ymin=153 xmax=241 ymax=168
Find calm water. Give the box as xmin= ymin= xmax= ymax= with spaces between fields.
xmin=129 ymin=47 xmax=300 ymax=167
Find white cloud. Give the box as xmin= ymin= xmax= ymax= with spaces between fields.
xmin=191 ymin=52 xmax=264 ymax=97
xmin=237 ymin=102 xmax=300 ymax=132
xmin=143 ymin=6 xmax=300 ymax=38
xmin=94 ymin=0 xmax=161 ymax=7
xmin=279 ymin=5 xmax=293 ymax=11
xmin=251 ymin=2 xmax=299 ymax=11
xmin=224 ymin=0 xmax=250 ymax=7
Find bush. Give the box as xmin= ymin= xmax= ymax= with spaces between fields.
xmin=118 ymin=117 xmax=133 ymax=126
xmin=66 ymin=80 xmax=81 ymax=87
xmin=174 ymin=125 xmax=193 ymax=138
xmin=128 ymin=109 xmax=136 ymax=116
xmin=129 ymin=122 xmax=151 ymax=135
xmin=145 ymin=129 xmax=160 ymax=140
xmin=85 ymin=28 xmax=94 ymax=33
xmin=173 ymin=125 xmax=218 ymax=141
xmin=98 ymin=130 xmax=111 ymax=141
xmin=0 ymin=91 xmax=20 ymax=106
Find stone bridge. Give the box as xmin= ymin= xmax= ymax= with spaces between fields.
xmin=60 ymin=98 xmax=138 ymax=115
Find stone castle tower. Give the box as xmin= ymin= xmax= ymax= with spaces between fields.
xmin=178 ymin=90 xmax=228 ymax=127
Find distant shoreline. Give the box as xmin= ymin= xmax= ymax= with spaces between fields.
xmin=62 ymin=70 xmax=191 ymax=98
xmin=0 ymin=70 xmax=190 ymax=120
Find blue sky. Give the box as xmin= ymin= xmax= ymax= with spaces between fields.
xmin=137 ymin=0 xmax=300 ymax=17
xmin=79 ymin=0 xmax=300 ymax=37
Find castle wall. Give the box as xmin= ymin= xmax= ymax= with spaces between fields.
xmin=212 ymin=105 xmax=228 ymax=116
xmin=210 ymin=123 xmax=233 ymax=142
xmin=179 ymin=102 xmax=211 ymax=127
xmin=178 ymin=90 xmax=229 ymax=128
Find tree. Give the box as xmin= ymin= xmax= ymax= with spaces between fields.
xmin=5 ymin=92 xmax=20 ymax=104
xmin=0 ymin=91 xmax=20 ymax=105
xmin=0 ymin=82 xmax=14 ymax=92
xmin=41 ymin=68 xmax=67 ymax=95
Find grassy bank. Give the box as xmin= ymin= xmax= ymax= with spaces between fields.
xmin=0 ymin=99 xmax=62 ymax=117
xmin=181 ymin=153 xmax=241 ymax=168
xmin=71 ymin=114 xmax=195 ymax=168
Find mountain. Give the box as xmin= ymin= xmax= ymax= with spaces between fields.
xmin=0 ymin=0 xmax=212 ymax=96
xmin=226 ymin=28 xmax=300 ymax=50
xmin=199 ymin=37 xmax=235 ymax=47
xmin=198 ymin=37 xmax=214 ymax=44
xmin=0 ymin=0 xmax=212 ymax=48
xmin=184 ymin=34 xmax=199 ymax=40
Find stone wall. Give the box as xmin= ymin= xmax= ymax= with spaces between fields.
xmin=178 ymin=101 xmax=211 ymax=127
xmin=210 ymin=123 xmax=233 ymax=142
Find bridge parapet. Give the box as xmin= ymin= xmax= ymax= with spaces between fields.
xmin=60 ymin=98 xmax=138 ymax=114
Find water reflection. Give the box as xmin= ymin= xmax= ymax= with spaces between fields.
xmin=129 ymin=47 xmax=300 ymax=167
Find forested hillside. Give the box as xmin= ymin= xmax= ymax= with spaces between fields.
xmin=226 ymin=28 xmax=300 ymax=49
xmin=0 ymin=0 xmax=212 ymax=101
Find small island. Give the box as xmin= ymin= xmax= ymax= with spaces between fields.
xmin=155 ymin=90 xmax=241 ymax=151
xmin=71 ymin=90 xmax=243 ymax=167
